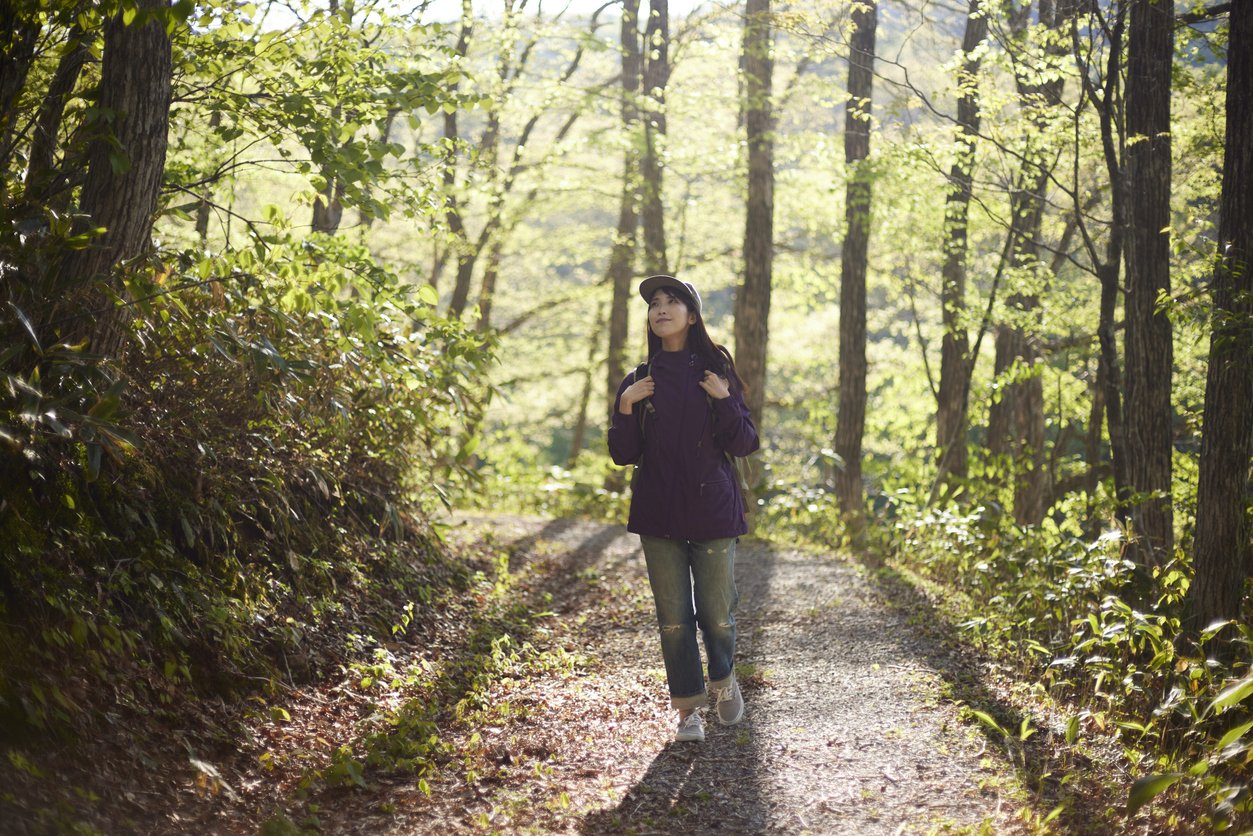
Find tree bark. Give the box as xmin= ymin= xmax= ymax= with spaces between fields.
xmin=1123 ymin=0 xmax=1174 ymax=571
xmin=985 ymin=0 xmax=1073 ymax=526
xmin=639 ymin=0 xmax=669 ymax=275
xmin=1190 ymin=0 xmax=1252 ymax=632
xmin=606 ymin=0 xmax=641 ymax=417
xmin=933 ymin=0 xmax=987 ymax=496
xmin=1069 ymin=1 xmax=1131 ymax=526
xmin=440 ymin=0 xmax=473 ymax=309
xmin=569 ymin=304 xmax=605 ymax=467
xmin=734 ymin=0 xmax=774 ymax=431
xmin=22 ymin=26 xmax=89 ymax=204
xmin=55 ymin=0 xmax=172 ymax=359
xmin=833 ymin=0 xmax=876 ymax=522
xmin=0 ymin=1 xmax=42 ymax=169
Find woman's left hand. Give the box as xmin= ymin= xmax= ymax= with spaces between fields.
xmin=699 ymin=371 xmax=731 ymax=400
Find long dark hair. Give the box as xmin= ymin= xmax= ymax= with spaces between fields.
xmin=644 ymin=285 xmax=747 ymax=395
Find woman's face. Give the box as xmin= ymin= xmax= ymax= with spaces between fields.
xmin=648 ymin=289 xmax=696 ymax=344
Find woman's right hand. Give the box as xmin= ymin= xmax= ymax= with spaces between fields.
xmin=620 ymin=376 xmax=655 ymax=414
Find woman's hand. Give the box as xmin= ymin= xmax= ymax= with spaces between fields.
xmin=699 ymin=371 xmax=731 ymax=400
xmin=620 ymin=375 xmax=655 ymax=414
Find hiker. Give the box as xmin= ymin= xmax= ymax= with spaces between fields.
xmin=608 ymin=275 xmax=760 ymax=744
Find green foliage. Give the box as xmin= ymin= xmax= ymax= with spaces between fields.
xmin=0 ymin=235 xmax=494 ymax=739
xmin=880 ymin=490 xmax=1252 ymax=829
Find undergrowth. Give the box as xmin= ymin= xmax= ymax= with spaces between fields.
xmin=475 ymin=448 xmax=1253 ymax=830
xmin=0 ymin=231 xmax=496 ymax=825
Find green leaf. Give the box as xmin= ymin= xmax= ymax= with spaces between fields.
xmin=970 ymin=709 xmax=1009 ymax=738
xmin=1207 ymin=674 xmax=1253 ymax=716
xmin=1215 ymin=719 xmax=1253 ymax=752
xmin=7 ymin=302 xmax=42 ymax=352
xmin=417 ymin=284 xmax=439 ymax=306
xmin=1127 ymin=773 xmax=1183 ymax=817
xmin=1065 ymin=714 xmax=1080 ymax=745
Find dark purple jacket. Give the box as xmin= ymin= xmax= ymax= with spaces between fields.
xmin=608 ymin=348 xmax=760 ymax=540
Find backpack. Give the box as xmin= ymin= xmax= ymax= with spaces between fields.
xmin=630 ymin=359 xmax=754 ymax=512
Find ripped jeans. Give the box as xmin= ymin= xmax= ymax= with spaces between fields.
xmin=639 ymin=535 xmax=739 ymax=710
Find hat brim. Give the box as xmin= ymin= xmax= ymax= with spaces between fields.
xmin=639 ymin=275 xmax=699 ymax=313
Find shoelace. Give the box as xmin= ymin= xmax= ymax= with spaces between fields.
xmin=714 ymin=683 xmax=737 ymax=704
xmin=680 ymin=711 xmax=703 ymax=729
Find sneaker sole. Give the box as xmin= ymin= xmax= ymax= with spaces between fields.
xmin=675 ymin=730 xmax=705 ymax=742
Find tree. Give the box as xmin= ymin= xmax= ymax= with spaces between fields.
xmin=833 ymin=0 xmax=877 ymax=522
xmin=734 ymin=0 xmax=775 ymax=432
xmin=606 ymin=0 xmax=643 ymax=416
xmin=640 ymin=0 xmax=669 ymax=274
xmin=55 ymin=0 xmax=173 ymax=359
xmin=933 ymin=0 xmax=987 ymax=495
xmin=1123 ymin=0 xmax=1174 ymax=571
xmin=985 ymin=0 xmax=1072 ymax=527
xmin=1190 ymin=1 xmax=1252 ymax=631
xmin=1068 ymin=0 xmax=1132 ymax=528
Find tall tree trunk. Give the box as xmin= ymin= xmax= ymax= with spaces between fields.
xmin=734 ymin=0 xmax=774 ymax=431
xmin=1123 ymin=0 xmax=1174 ymax=571
xmin=988 ymin=178 xmax=1048 ymax=526
xmin=933 ymin=0 xmax=987 ymax=497
xmin=833 ymin=0 xmax=876 ymax=522
xmin=55 ymin=0 xmax=172 ymax=359
xmin=606 ymin=0 xmax=641 ymax=417
xmin=1190 ymin=0 xmax=1252 ymax=632
xmin=639 ymin=0 xmax=669 ymax=275
xmin=986 ymin=0 xmax=1071 ymax=526
xmin=1071 ymin=1 xmax=1131 ymax=525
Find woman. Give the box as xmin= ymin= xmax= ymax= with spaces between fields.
xmin=608 ymin=274 xmax=760 ymax=743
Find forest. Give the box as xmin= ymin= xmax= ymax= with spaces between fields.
xmin=0 ymin=0 xmax=1249 ymax=831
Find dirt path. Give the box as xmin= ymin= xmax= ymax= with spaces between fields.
xmin=417 ymin=514 xmax=1027 ymax=834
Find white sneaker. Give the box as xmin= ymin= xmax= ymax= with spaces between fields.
xmin=713 ymin=674 xmax=744 ymax=725
xmin=675 ymin=710 xmax=705 ymax=742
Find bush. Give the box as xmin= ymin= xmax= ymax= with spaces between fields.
xmin=0 ymin=234 xmax=494 ymax=738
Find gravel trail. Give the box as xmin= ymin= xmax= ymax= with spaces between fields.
xmin=442 ymin=514 xmax=1024 ymax=835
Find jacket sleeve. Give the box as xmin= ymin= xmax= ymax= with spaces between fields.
xmin=712 ymin=388 xmax=760 ymax=457
xmin=607 ymin=374 xmax=643 ymax=466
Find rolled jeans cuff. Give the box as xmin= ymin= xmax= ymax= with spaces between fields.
xmin=671 ymin=690 xmax=708 ymax=711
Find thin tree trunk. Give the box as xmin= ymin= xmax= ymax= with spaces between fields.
xmin=1123 ymin=0 xmax=1174 ymax=572
xmin=311 ymin=0 xmax=345 ymax=235
xmin=55 ymin=0 xmax=172 ymax=359
xmin=0 ymin=6 xmax=42 ymax=168
xmin=986 ymin=0 xmax=1072 ymax=526
xmin=1190 ymin=0 xmax=1252 ymax=633
xmin=833 ymin=0 xmax=876 ymax=523
xmin=476 ymin=237 xmax=503 ymax=332
xmin=1070 ymin=1 xmax=1131 ymax=525
xmin=606 ymin=0 xmax=641 ymax=417
xmin=22 ymin=26 xmax=89 ymax=204
xmin=440 ymin=0 xmax=473 ymax=308
xmin=640 ymin=0 xmax=669 ymax=275
xmin=568 ymin=304 xmax=605 ymax=467
xmin=734 ymin=0 xmax=774 ymax=431
xmin=195 ymin=109 xmax=223 ymax=243
xmin=933 ymin=0 xmax=986 ymax=497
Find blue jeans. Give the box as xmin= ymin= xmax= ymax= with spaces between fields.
xmin=640 ymin=535 xmax=739 ymax=710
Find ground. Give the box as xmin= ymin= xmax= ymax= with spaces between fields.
xmin=3 ymin=513 xmax=1116 ymax=834
xmin=396 ymin=514 xmax=1030 ymax=834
